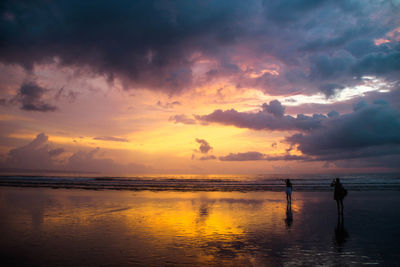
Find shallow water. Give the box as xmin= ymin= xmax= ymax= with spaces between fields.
xmin=1 ymin=187 xmax=399 ymax=266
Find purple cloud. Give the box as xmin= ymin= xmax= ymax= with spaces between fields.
xmin=195 ymin=138 xmax=213 ymax=154
xmin=196 ymin=100 xmax=325 ymax=131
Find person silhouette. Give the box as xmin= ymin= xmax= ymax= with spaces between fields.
xmin=331 ymin=178 xmax=346 ymax=214
xmin=284 ymin=179 xmax=292 ymax=204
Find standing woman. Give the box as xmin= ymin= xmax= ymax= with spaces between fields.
xmin=284 ymin=179 xmax=292 ymax=204
xmin=331 ymin=178 xmax=346 ymax=214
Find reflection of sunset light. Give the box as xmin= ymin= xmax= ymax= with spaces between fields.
xmin=15 ymin=190 xmax=304 ymax=240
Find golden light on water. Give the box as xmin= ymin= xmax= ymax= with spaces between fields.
xmin=12 ymin=189 xmax=302 ymax=243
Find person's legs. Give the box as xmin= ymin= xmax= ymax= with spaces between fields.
xmin=336 ymin=200 xmax=340 ymax=214
xmin=339 ymin=199 xmax=344 ymax=214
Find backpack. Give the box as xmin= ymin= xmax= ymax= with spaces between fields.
xmin=342 ymin=188 xmax=348 ymax=198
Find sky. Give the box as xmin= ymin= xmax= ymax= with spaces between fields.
xmin=0 ymin=0 xmax=400 ymax=175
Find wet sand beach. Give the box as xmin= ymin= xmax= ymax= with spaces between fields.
xmin=1 ymin=187 xmax=399 ymax=266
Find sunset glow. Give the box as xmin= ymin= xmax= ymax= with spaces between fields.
xmin=1 ymin=0 xmax=399 ymax=175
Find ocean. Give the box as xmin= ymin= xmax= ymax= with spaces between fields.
xmin=1 ymin=173 xmax=400 ymax=191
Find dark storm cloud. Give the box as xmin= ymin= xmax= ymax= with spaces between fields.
xmin=0 ymin=0 xmax=253 ymax=93
xmin=1 ymin=0 xmax=399 ymax=95
xmin=195 ymin=138 xmax=213 ymax=154
xmin=93 ymin=136 xmax=129 ymax=142
xmin=12 ymin=82 xmax=57 ymax=112
xmin=195 ymin=100 xmax=325 ymax=131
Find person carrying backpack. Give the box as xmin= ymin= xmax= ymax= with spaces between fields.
xmin=331 ymin=178 xmax=347 ymax=215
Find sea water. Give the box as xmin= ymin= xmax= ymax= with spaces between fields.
xmin=1 ymin=173 xmax=399 ymax=191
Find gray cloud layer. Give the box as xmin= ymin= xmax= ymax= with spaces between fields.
xmin=1 ymin=0 xmax=399 ymax=95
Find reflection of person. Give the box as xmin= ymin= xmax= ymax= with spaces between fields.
xmin=334 ymin=213 xmax=349 ymax=250
xmin=285 ymin=200 xmax=293 ymax=228
xmin=331 ymin=178 xmax=346 ymax=214
xmin=284 ymin=179 xmax=292 ymax=204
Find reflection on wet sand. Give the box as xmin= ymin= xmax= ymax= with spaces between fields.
xmin=0 ymin=188 xmax=302 ymax=265
xmin=1 ymin=188 xmax=396 ymax=266
xmin=334 ymin=213 xmax=349 ymax=251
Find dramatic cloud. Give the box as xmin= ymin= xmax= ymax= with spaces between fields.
xmin=196 ymin=100 xmax=326 ymax=131
xmin=12 ymin=82 xmax=57 ymax=112
xmin=195 ymin=138 xmax=213 ymax=154
xmin=219 ymin=152 xmax=306 ymax=161
xmin=1 ymin=0 xmax=399 ymax=94
xmin=1 ymin=1 xmax=399 ymax=173
xmin=93 ymin=136 xmax=129 ymax=142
